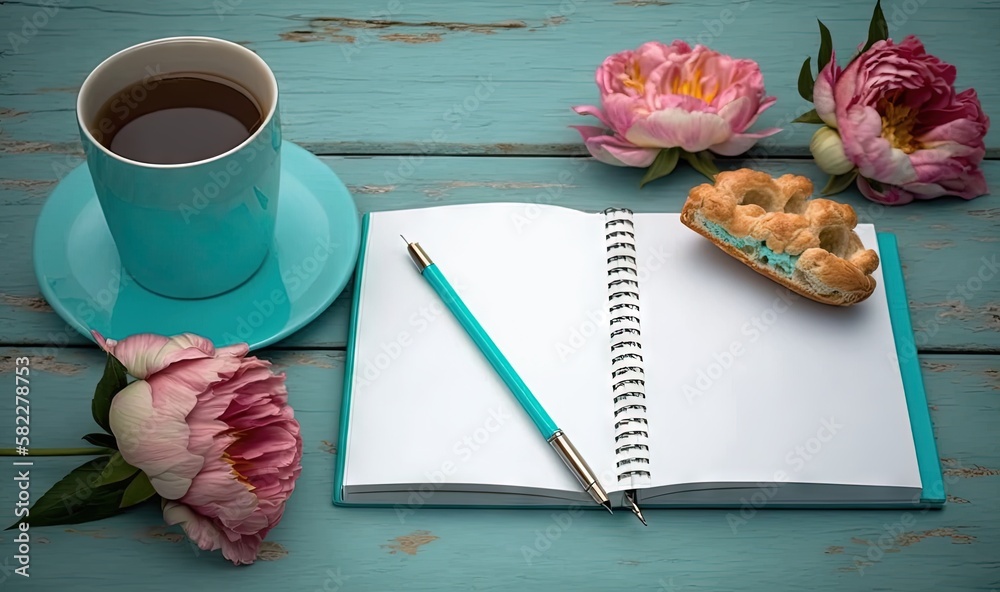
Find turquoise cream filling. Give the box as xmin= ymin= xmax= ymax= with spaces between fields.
xmin=701 ymin=219 xmax=799 ymax=277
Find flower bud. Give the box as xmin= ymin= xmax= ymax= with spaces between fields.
xmin=810 ymin=126 xmax=854 ymax=175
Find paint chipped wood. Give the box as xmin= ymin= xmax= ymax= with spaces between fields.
xmin=256 ymin=541 xmax=289 ymax=561
xmin=280 ymin=30 xmax=355 ymax=44
xmin=280 ymin=16 xmax=533 ymax=44
xmin=348 ymin=184 xmax=396 ymax=194
xmin=896 ymin=528 xmax=976 ymax=546
xmin=0 ymin=293 xmax=53 ymax=312
xmin=0 ymin=354 xmax=84 ymax=375
xmin=64 ymin=527 xmax=115 ymax=539
xmin=968 ymin=208 xmax=999 ymax=220
xmin=0 ymin=138 xmax=82 ymax=155
xmin=920 ymin=361 xmax=956 ymax=372
xmin=271 ymin=352 xmax=336 ymax=370
xmin=139 ymin=526 xmax=185 ymax=544
xmin=943 ymin=465 xmax=1000 ymax=478
xmin=383 ymin=530 xmax=439 ymax=555
xmin=0 ymin=178 xmax=57 ymax=196
xmin=984 ymin=303 xmax=1000 ymax=331
xmin=0 ymin=107 xmax=28 ymax=119
xmin=380 ymin=33 xmax=442 ymax=43
xmin=921 ymin=240 xmax=955 ymax=250
xmin=1 ymin=0 xmax=999 ymax=154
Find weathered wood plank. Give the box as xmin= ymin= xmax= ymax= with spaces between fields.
xmin=0 ymin=0 xmax=997 ymax=155
xmin=1 ymin=155 xmax=997 ymax=351
xmin=0 ymin=348 xmax=996 ymax=590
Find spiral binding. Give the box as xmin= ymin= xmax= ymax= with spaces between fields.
xmin=604 ymin=208 xmax=652 ymax=485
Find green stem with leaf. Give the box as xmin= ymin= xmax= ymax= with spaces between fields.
xmin=4 ymin=352 xmax=157 ymax=531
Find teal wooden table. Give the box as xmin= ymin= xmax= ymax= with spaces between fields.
xmin=1 ymin=1 xmax=998 ymax=590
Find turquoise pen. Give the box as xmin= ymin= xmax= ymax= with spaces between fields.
xmin=403 ymin=237 xmax=613 ymax=514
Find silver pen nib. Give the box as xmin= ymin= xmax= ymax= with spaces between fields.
xmin=625 ymin=490 xmax=647 ymax=526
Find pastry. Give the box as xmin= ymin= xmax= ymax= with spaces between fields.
xmin=680 ymin=169 xmax=879 ymax=306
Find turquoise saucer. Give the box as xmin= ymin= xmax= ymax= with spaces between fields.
xmin=34 ymin=141 xmax=361 ymax=350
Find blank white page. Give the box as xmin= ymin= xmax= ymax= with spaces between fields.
xmin=344 ymin=203 xmax=616 ymax=498
xmin=634 ymin=214 xmax=921 ymax=491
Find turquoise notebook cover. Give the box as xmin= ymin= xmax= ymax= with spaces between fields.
xmin=333 ymin=213 xmax=370 ymax=506
xmin=333 ymin=223 xmax=944 ymax=508
xmin=877 ymin=233 xmax=944 ymax=507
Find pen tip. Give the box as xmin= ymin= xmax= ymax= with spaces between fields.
xmin=625 ymin=490 xmax=647 ymax=525
xmin=602 ymin=501 xmax=613 ymax=514
xmin=400 ymin=234 xmax=408 ymax=244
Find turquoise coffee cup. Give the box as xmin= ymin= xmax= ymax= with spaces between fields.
xmin=76 ymin=37 xmax=281 ymax=299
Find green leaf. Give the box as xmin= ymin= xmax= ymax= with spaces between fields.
xmin=817 ymin=20 xmax=833 ymax=71
xmin=639 ymin=147 xmax=680 ymax=188
xmin=862 ymin=0 xmax=889 ymax=53
xmin=120 ymin=472 xmax=157 ymax=508
xmin=6 ymin=456 xmax=131 ymax=530
xmin=821 ymin=170 xmax=860 ymax=196
xmin=82 ymin=432 xmax=117 ymax=449
xmin=867 ymin=178 xmax=886 ymax=193
xmin=92 ymin=353 xmax=128 ymax=434
xmin=97 ymin=452 xmax=139 ymax=486
xmin=797 ymin=57 xmax=814 ymax=102
xmin=793 ymin=109 xmax=825 ymax=124
xmin=680 ymin=150 xmax=720 ymax=181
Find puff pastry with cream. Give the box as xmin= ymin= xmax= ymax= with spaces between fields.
xmin=680 ymin=169 xmax=879 ymax=306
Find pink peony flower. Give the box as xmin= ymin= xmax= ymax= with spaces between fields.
xmin=92 ymin=331 xmax=302 ymax=565
xmin=572 ymin=40 xmax=779 ymax=167
xmin=813 ymin=36 xmax=989 ymax=204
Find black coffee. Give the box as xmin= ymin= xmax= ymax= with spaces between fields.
xmin=91 ymin=75 xmax=263 ymax=165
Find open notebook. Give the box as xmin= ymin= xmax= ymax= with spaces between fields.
xmin=335 ymin=203 xmax=943 ymax=509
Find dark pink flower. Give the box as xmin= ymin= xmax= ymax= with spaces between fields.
xmin=93 ymin=332 xmax=302 ymax=565
xmin=813 ymin=37 xmax=989 ymax=204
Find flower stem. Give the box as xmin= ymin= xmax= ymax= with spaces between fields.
xmin=0 ymin=447 xmax=114 ymax=456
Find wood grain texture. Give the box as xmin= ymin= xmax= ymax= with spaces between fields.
xmin=2 ymin=154 xmax=997 ymax=351
xmin=0 ymin=348 xmax=996 ymax=590
xmin=0 ymin=0 xmax=997 ymax=156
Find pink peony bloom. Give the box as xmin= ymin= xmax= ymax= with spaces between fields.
xmin=572 ymin=40 xmax=779 ymax=166
xmin=813 ymin=36 xmax=989 ymax=204
xmin=92 ymin=331 xmax=302 ymax=565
